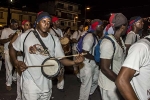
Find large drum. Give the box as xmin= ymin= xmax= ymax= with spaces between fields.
xmin=60 ymin=37 xmax=71 ymax=54
xmin=41 ymin=58 xmax=61 ymax=79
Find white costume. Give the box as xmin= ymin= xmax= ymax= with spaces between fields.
xmin=98 ymin=35 xmax=126 ymax=100
xmin=79 ymin=33 xmax=99 ymax=100
xmin=70 ymin=30 xmax=82 ymax=77
xmin=12 ymin=30 xmax=65 ymax=100
xmin=0 ymin=28 xmax=17 ymax=86
xmin=50 ymin=27 xmax=64 ymax=90
xmin=122 ymin=36 xmax=150 ymax=100
xmin=125 ymin=31 xmax=140 ymax=45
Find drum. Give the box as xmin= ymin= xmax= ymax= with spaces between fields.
xmin=60 ymin=37 xmax=71 ymax=54
xmin=41 ymin=58 xmax=61 ymax=79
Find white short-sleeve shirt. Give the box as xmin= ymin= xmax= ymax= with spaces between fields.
xmin=98 ymin=35 xmax=126 ymax=91
xmin=12 ymin=30 xmax=65 ymax=93
xmin=49 ymin=27 xmax=63 ymax=38
xmin=1 ymin=28 xmax=16 ymax=51
xmin=82 ymin=33 xmax=97 ymax=57
xmin=125 ymin=31 xmax=140 ymax=45
xmin=122 ymin=36 xmax=150 ymax=100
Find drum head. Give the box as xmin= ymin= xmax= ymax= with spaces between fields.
xmin=60 ymin=37 xmax=69 ymax=45
xmin=41 ymin=58 xmax=60 ymax=79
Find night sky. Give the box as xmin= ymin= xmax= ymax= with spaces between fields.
xmin=0 ymin=0 xmax=150 ymax=20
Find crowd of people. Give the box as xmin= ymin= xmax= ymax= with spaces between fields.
xmin=0 ymin=11 xmax=150 ymax=100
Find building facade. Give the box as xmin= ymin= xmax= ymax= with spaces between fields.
xmin=39 ymin=0 xmax=81 ymax=31
xmin=0 ymin=7 xmax=36 ymax=27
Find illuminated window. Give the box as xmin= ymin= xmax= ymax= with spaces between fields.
xmin=0 ymin=12 xmax=3 ymax=19
xmin=19 ymin=15 xmax=22 ymax=21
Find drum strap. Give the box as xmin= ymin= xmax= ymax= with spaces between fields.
xmin=23 ymin=30 xmax=32 ymax=61
xmin=51 ymin=27 xmax=61 ymax=38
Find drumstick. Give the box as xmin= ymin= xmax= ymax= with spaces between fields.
xmin=50 ymin=52 xmax=87 ymax=60
xmin=28 ymin=65 xmax=54 ymax=67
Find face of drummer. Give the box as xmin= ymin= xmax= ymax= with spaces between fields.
xmin=37 ymin=17 xmax=51 ymax=33
xmin=22 ymin=21 xmax=31 ymax=31
xmin=53 ymin=20 xmax=60 ymax=28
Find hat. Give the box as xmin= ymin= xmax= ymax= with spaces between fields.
xmin=127 ymin=16 xmax=142 ymax=33
xmin=36 ymin=11 xmax=51 ymax=23
xmin=22 ymin=20 xmax=29 ymax=25
xmin=103 ymin=26 xmax=114 ymax=35
xmin=111 ymin=13 xmax=128 ymax=27
xmin=52 ymin=16 xmax=59 ymax=23
xmin=10 ymin=19 xmax=18 ymax=24
xmin=88 ymin=19 xmax=102 ymax=32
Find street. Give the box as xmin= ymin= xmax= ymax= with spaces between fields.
xmin=0 ymin=62 xmax=101 ymax=100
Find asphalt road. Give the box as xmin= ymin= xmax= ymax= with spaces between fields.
xmin=0 ymin=61 xmax=101 ymax=100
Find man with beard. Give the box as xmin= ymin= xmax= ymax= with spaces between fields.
xmin=0 ymin=19 xmax=19 ymax=91
xmin=77 ymin=19 xmax=103 ymax=100
xmin=98 ymin=13 xmax=128 ymax=100
xmin=125 ymin=16 xmax=144 ymax=55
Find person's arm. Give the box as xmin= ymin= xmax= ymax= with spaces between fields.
xmin=59 ymin=55 xmax=84 ymax=66
xmin=100 ymin=58 xmax=117 ymax=82
xmin=115 ymin=67 xmax=138 ymax=100
xmin=9 ymin=42 xmax=27 ymax=71
xmin=0 ymin=38 xmax=11 ymax=44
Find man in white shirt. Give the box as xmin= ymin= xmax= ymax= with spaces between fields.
xmin=9 ymin=11 xmax=83 ymax=100
xmin=49 ymin=16 xmax=65 ymax=91
xmin=49 ymin=16 xmax=63 ymax=38
xmin=98 ymin=13 xmax=127 ymax=100
xmin=70 ymin=24 xmax=84 ymax=77
xmin=78 ymin=19 xmax=103 ymax=100
xmin=0 ymin=19 xmax=19 ymax=91
xmin=116 ymin=36 xmax=150 ymax=100
xmin=10 ymin=20 xmax=32 ymax=100
xmin=125 ymin=16 xmax=144 ymax=55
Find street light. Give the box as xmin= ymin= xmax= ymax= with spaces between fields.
xmin=7 ymin=0 xmax=13 ymax=26
xmin=84 ymin=7 xmax=90 ymax=29
xmin=85 ymin=7 xmax=90 ymax=20
xmin=74 ymin=16 xmax=78 ymax=23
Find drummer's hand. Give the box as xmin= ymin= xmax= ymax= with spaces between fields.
xmin=15 ymin=60 xmax=27 ymax=72
xmin=74 ymin=54 xmax=84 ymax=64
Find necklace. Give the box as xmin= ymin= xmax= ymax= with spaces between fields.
xmin=113 ymin=35 xmax=125 ymax=53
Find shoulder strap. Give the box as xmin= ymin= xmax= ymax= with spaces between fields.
xmin=104 ymin=35 xmax=116 ymax=70
xmin=51 ymin=27 xmax=60 ymax=38
xmin=135 ymin=35 xmax=138 ymax=42
xmin=32 ymin=30 xmax=50 ymax=56
xmin=23 ymin=30 xmax=32 ymax=61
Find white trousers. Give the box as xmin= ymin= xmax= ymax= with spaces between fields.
xmin=21 ymin=91 xmax=52 ymax=100
xmin=5 ymin=50 xmax=16 ymax=86
xmin=16 ymin=73 xmax=21 ymax=100
xmin=20 ymin=75 xmax=52 ymax=100
xmin=79 ymin=60 xmax=99 ymax=100
xmin=100 ymin=87 xmax=123 ymax=100
xmin=16 ymin=56 xmax=23 ymax=100
xmin=57 ymin=64 xmax=64 ymax=89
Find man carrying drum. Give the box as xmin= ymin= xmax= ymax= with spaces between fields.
xmin=9 ymin=11 xmax=84 ymax=100
xmin=50 ymin=16 xmax=66 ymax=91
